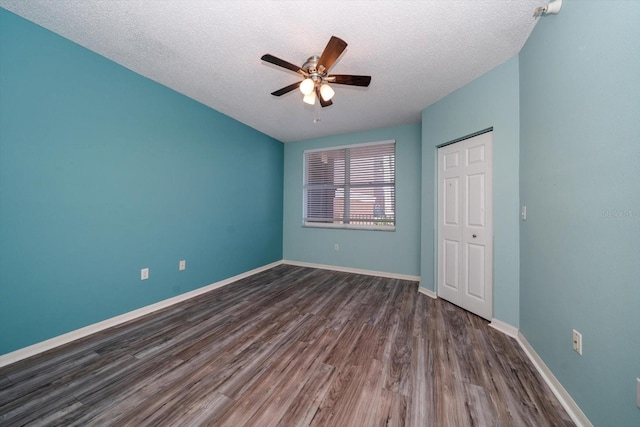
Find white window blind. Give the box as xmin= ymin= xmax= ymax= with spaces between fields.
xmin=303 ymin=141 xmax=396 ymax=230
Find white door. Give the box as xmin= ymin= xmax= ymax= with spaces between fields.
xmin=437 ymin=132 xmax=493 ymax=320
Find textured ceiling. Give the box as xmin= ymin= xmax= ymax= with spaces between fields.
xmin=0 ymin=0 xmax=547 ymax=142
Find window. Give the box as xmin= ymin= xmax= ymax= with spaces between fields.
xmin=303 ymin=140 xmax=396 ymax=230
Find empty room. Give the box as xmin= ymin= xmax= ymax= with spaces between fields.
xmin=0 ymin=1 xmax=638 ymax=426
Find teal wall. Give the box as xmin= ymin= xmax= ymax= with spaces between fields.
xmin=0 ymin=9 xmax=283 ymax=355
xmin=421 ymin=56 xmax=521 ymax=326
xmin=283 ymin=124 xmax=421 ymax=277
xmin=519 ymin=1 xmax=640 ymax=425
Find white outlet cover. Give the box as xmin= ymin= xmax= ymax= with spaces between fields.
xmin=179 ymin=260 xmax=186 ymax=271
xmin=141 ymin=268 xmax=149 ymax=280
xmin=636 ymin=378 xmax=640 ymax=408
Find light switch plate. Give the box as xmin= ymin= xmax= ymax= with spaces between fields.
xmin=572 ymin=329 xmax=582 ymax=355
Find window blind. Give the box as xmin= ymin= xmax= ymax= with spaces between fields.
xmin=303 ymin=141 xmax=396 ymax=230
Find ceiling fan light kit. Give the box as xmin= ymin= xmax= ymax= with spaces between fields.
xmin=303 ymin=92 xmax=316 ymax=105
xmin=261 ymin=36 xmax=371 ymax=109
xmin=300 ymin=78 xmax=315 ymax=95
xmin=320 ymin=84 xmax=335 ymax=101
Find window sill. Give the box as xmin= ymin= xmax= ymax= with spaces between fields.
xmin=302 ymin=222 xmax=396 ymax=232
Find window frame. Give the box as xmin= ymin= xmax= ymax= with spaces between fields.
xmin=302 ymin=139 xmax=396 ymax=231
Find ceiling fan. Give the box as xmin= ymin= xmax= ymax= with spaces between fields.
xmin=261 ymin=36 xmax=371 ymax=107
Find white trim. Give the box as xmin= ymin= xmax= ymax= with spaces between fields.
xmin=418 ymin=287 xmax=437 ymax=299
xmin=489 ymin=318 xmax=519 ymax=339
xmin=0 ymin=260 xmax=284 ymax=368
xmin=303 ymin=139 xmax=396 ymax=153
xmin=517 ymin=332 xmax=593 ymax=427
xmin=487 ymin=319 xmax=591 ymax=426
xmin=302 ymin=223 xmax=396 ymax=232
xmin=283 ymin=260 xmax=420 ymax=282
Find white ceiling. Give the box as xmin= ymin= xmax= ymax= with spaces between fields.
xmin=0 ymin=0 xmax=547 ymax=143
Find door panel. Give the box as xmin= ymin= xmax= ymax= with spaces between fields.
xmin=444 ymin=240 xmax=459 ymax=291
xmin=467 ymin=174 xmax=485 ymax=227
xmin=444 ymin=177 xmax=459 ymax=225
xmin=466 ymin=243 xmax=485 ymax=299
xmin=437 ymin=131 xmax=493 ymax=319
xmin=444 ymin=151 xmax=459 ymax=169
xmin=467 ymin=143 xmax=485 ymax=164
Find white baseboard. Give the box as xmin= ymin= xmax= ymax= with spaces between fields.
xmin=282 ymin=260 xmax=420 ymax=282
xmin=418 ymin=287 xmax=437 ymax=299
xmin=517 ymin=332 xmax=593 ymax=427
xmin=0 ymin=260 xmax=284 ymax=368
xmin=487 ymin=319 xmax=591 ymax=427
xmin=489 ymin=318 xmax=519 ymax=338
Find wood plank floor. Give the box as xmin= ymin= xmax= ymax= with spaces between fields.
xmin=0 ymin=265 xmax=574 ymax=426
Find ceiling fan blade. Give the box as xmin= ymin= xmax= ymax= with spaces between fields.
xmin=261 ymin=54 xmax=304 ymax=74
xmin=328 ymin=74 xmax=372 ymax=87
xmin=271 ymin=82 xmax=301 ymax=96
xmin=318 ymin=36 xmax=348 ymax=72
xmin=316 ymin=85 xmax=333 ymax=108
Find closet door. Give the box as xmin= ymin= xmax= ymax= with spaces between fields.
xmin=437 ymin=131 xmax=493 ymax=320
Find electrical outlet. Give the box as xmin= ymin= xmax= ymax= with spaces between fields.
xmin=141 ymin=268 xmax=149 ymax=280
xmin=179 ymin=260 xmax=186 ymax=271
xmin=636 ymin=378 xmax=640 ymax=408
xmin=334 ymin=244 xmax=339 ymax=251
xmin=521 ymin=205 xmax=527 ymax=221
xmin=572 ymin=329 xmax=582 ymax=355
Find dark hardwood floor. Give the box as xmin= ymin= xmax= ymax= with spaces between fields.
xmin=0 ymin=265 xmax=574 ymax=426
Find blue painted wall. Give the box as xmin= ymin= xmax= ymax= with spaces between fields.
xmin=421 ymin=56 xmax=521 ymax=327
xmin=519 ymin=1 xmax=640 ymax=425
xmin=283 ymin=124 xmax=421 ymax=277
xmin=0 ymin=9 xmax=283 ymax=355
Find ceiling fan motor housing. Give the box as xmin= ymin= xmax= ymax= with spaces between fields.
xmin=303 ymin=55 xmax=324 ymax=81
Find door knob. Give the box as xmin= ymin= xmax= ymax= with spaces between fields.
xmin=472 ymin=234 xmax=477 ymax=238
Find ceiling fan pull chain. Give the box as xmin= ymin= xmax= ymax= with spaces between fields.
xmin=313 ymin=101 xmax=321 ymax=123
